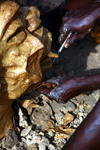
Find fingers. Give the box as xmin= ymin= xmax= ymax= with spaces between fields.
xmin=59 ymin=3 xmax=100 ymax=47
xmin=64 ymin=32 xmax=86 ymax=47
xmin=59 ymin=30 xmax=69 ymax=44
xmin=37 ymin=76 xmax=68 ymax=100
xmin=59 ymin=10 xmax=78 ymax=34
xmin=43 ymin=75 xmax=67 ymax=86
xmin=59 ymin=29 xmax=88 ymax=48
xmin=59 ymin=31 xmax=79 ymax=48
xmin=42 ymin=81 xmax=57 ymax=89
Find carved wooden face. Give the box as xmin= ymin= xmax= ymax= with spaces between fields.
xmin=0 ymin=1 xmax=57 ymax=101
xmin=0 ymin=1 xmax=59 ymax=139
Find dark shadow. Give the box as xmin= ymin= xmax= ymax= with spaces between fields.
xmin=0 ymin=55 xmax=8 ymax=100
xmin=47 ymin=37 xmax=100 ymax=78
xmin=40 ymin=2 xmax=66 ymax=38
xmin=61 ymin=37 xmax=100 ymax=76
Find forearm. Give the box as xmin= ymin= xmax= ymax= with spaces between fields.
xmin=50 ymin=74 xmax=100 ymax=103
xmin=81 ymin=74 xmax=100 ymax=91
xmin=65 ymin=0 xmax=96 ymax=10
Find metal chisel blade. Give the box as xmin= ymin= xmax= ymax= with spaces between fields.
xmin=52 ymin=31 xmax=72 ymax=63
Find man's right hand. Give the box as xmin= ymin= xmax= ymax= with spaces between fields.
xmin=59 ymin=2 xmax=100 ymax=47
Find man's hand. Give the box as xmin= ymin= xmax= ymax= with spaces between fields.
xmin=59 ymin=2 xmax=100 ymax=47
xmin=37 ymin=75 xmax=84 ymax=103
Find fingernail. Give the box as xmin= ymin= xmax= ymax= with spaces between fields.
xmin=65 ymin=43 xmax=69 ymax=48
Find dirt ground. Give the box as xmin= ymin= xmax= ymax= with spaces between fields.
xmin=49 ymin=36 xmax=100 ymax=77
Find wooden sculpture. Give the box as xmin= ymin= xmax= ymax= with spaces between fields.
xmin=0 ymin=0 xmax=57 ymax=139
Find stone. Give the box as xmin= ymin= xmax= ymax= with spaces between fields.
xmin=30 ymin=100 xmax=53 ymax=131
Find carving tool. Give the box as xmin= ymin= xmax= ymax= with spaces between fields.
xmin=52 ymin=31 xmax=72 ymax=63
